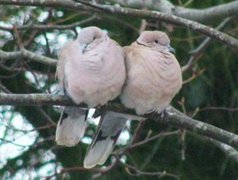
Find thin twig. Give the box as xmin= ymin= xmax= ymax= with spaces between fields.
xmin=0 ymin=123 xmax=54 ymax=133
xmin=115 ymin=156 xmax=180 ymax=179
xmin=0 ymin=138 xmax=30 ymax=148
xmin=200 ymin=106 xmax=238 ymax=112
xmin=182 ymin=17 xmax=234 ymax=72
xmin=113 ymin=130 xmax=180 ymax=156
xmin=0 ymin=15 xmax=97 ymax=31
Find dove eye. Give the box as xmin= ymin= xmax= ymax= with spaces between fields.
xmin=154 ymin=40 xmax=159 ymax=43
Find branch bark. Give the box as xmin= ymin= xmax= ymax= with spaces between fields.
xmin=110 ymin=0 xmax=238 ymax=22
xmin=208 ymin=138 xmax=238 ymax=163
xmin=0 ymin=93 xmax=238 ymax=150
xmin=0 ymin=49 xmax=57 ymax=66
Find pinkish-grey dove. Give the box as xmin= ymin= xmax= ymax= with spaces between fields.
xmin=120 ymin=31 xmax=182 ymax=115
xmin=55 ymin=26 xmax=126 ymax=148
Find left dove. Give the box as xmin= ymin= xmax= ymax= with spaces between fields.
xmin=55 ymin=26 xmax=126 ymax=147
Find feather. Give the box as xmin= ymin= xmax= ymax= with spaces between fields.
xmin=84 ymin=112 xmax=128 ymax=168
xmin=55 ymin=107 xmax=88 ymax=147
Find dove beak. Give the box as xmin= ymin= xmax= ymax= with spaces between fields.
xmin=167 ymin=45 xmax=175 ymax=54
xmin=82 ymin=44 xmax=88 ymax=54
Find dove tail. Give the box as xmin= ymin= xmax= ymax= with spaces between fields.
xmin=84 ymin=112 xmax=128 ymax=168
xmin=55 ymin=107 xmax=88 ymax=147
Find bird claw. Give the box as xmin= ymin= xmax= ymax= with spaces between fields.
xmin=159 ymin=106 xmax=174 ymax=119
xmin=164 ymin=106 xmax=175 ymax=116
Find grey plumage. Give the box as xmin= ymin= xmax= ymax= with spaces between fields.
xmin=56 ymin=107 xmax=88 ymax=147
xmin=84 ymin=111 xmax=128 ymax=168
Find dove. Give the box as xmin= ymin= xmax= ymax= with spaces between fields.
xmin=84 ymin=31 xmax=182 ymax=168
xmin=55 ymin=26 xmax=126 ymax=147
xmin=120 ymin=30 xmax=182 ymax=115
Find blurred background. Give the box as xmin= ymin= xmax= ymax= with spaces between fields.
xmin=0 ymin=0 xmax=238 ymax=179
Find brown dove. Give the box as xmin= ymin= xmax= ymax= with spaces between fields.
xmin=55 ymin=26 xmax=126 ymax=148
xmin=120 ymin=31 xmax=182 ymax=115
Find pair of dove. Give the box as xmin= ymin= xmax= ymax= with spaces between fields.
xmin=55 ymin=26 xmax=182 ymax=169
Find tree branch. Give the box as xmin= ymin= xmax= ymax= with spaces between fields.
xmin=0 ymin=15 xmax=97 ymax=31
xmin=0 ymin=49 xmax=57 ymax=66
xmin=0 ymin=0 xmax=238 ymax=51
xmin=0 ymin=93 xmax=72 ymax=106
xmin=109 ymin=0 xmax=238 ymax=22
xmin=208 ymin=138 xmax=238 ymax=164
xmin=0 ymin=93 xmax=238 ymax=150
xmin=155 ymin=107 xmax=238 ymax=148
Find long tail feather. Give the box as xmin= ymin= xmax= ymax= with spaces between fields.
xmin=84 ymin=112 xmax=128 ymax=168
xmin=55 ymin=107 xmax=88 ymax=147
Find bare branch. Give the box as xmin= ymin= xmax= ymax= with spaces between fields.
xmin=0 ymin=93 xmax=72 ymax=106
xmin=21 ymin=49 xmax=57 ymax=66
xmin=1 ymin=123 xmax=54 ymax=133
xmin=0 ymin=0 xmax=238 ymax=50
xmin=109 ymin=0 xmax=238 ymax=22
xmin=0 ymin=15 xmax=97 ymax=31
xmin=0 ymin=50 xmax=22 ymax=60
xmin=0 ymin=93 xmax=238 ymax=150
xmin=208 ymin=138 xmax=238 ymax=163
xmin=0 ymin=137 xmax=30 ymax=148
xmin=0 ymin=49 xmax=57 ymax=66
xmin=156 ymin=107 xmax=238 ymax=149
xmin=117 ymin=158 xmax=179 ymax=179
xmin=173 ymin=1 xmax=238 ymax=22
xmin=45 ymin=161 xmax=118 ymax=179
xmin=200 ymin=106 xmax=238 ymax=112
xmin=182 ymin=17 xmax=234 ymax=72
xmin=126 ymin=130 xmax=179 ymax=151
xmin=0 ymin=0 xmax=86 ymax=10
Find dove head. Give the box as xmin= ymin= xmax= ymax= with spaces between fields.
xmin=137 ymin=31 xmax=175 ymax=54
xmin=77 ymin=26 xmax=106 ymax=53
